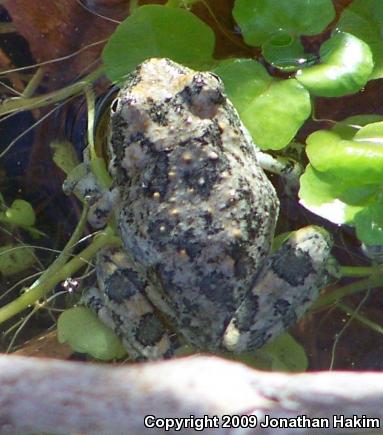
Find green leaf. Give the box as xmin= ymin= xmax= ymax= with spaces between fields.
xmin=306 ymin=128 xmax=383 ymax=185
xmin=240 ymin=78 xmax=311 ymax=150
xmin=214 ymin=58 xmax=272 ymax=113
xmin=4 ymin=199 xmax=35 ymax=227
xmin=215 ymin=59 xmax=311 ymax=150
xmin=301 ymin=117 xmax=383 ymax=227
xmin=0 ymin=244 xmax=36 ymax=276
xmin=103 ymin=5 xmax=215 ymax=82
xmin=299 ymin=165 xmax=371 ymax=224
xmin=50 ymin=140 xmax=80 ymax=176
xmin=337 ymin=0 xmax=383 ymax=80
xmin=253 ymin=332 xmax=308 ymax=372
xmin=354 ymin=202 xmax=383 ymax=246
xmin=233 ymin=0 xmax=335 ymax=46
xmin=354 ymin=120 xmax=383 ymax=144
xmin=261 ymin=30 xmax=310 ymax=72
xmin=331 ymin=114 xmax=383 ymax=139
xmin=58 ymin=307 xmax=126 ymax=360
xmin=296 ymin=32 xmax=374 ymax=97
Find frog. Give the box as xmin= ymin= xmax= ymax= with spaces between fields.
xmin=65 ymin=58 xmax=334 ymax=360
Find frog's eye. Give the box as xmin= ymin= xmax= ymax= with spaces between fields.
xmin=111 ymin=98 xmax=119 ymax=113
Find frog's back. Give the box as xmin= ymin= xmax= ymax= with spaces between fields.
xmin=109 ymin=58 xmax=279 ymax=349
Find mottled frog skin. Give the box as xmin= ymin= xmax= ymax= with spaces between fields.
xmin=71 ymin=58 xmax=333 ymax=360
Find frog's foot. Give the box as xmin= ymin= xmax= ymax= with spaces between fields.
xmin=222 ymin=226 xmax=335 ymax=353
xmin=84 ymin=246 xmax=180 ymax=360
xmin=63 ymin=162 xmax=118 ymax=228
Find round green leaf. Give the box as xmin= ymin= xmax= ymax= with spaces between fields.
xmin=331 ymin=114 xmax=383 ymax=139
xmin=296 ymin=32 xmax=374 ymax=97
xmin=299 ymin=165 xmax=372 ymax=224
xmin=254 ymin=332 xmax=308 ymax=372
xmin=103 ymin=5 xmax=215 ymax=82
xmin=355 ymin=202 xmax=383 ymax=246
xmin=0 ymin=244 xmax=36 ymax=276
xmin=261 ymin=30 xmax=309 ymax=72
xmin=214 ymin=58 xmax=272 ymax=113
xmin=240 ymin=78 xmax=311 ymax=150
xmin=354 ymin=120 xmax=383 ymax=144
xmin=5 ymin=199 xmax=35 ymax=227
xmin=337 ymin=0 xmax=383 ymax=80
xmin=306 ymin=129 xmax=383 ymax=185
xmin=233 ymin=0 xmax=335 ymax=46
xmin=215 ymin=59 xmax=311 ymax=149
xmin=58 ymin=307 xmax=126 ymax=360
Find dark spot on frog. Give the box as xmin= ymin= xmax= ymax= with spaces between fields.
xmin=85 ymin=291 xmax=104 ymax=312
xmin=177 ymin=77 xmax=224 ymax=120
xmin=201 ymin=211 xmax=213 ymax=227
xmin=155 ymin=263 xmax=177 ymax=293
xmin=163 ymin=334 xmax=181 ymax=359
xmin=271 ymin=245 xmax=315 ymax=287
xmin=110 ymin=312 xmax=123 ymax=333
xmin=125 ymin=67 xmax=142 ymax=89
xmin=199 ymin=272 xmax=236 ymax=307
xmin=273 ymin=298 xmax=297 ymax=328
xmin=180 ymin=151 xmax=226 ymax=199
xmin=180 ymin=298 xmax=201 ymax=320
xmin=104 ymin=268 xmax=146 ymax=303
xmin=109 ymin=113 xmax=128 ymax=150
xmin=201 ymin=121 xmax=224 ymax=148
xmin=233 ymin=293 xmax=259 ymax=332
xmin=164 ymin=58 xmax=185 ymax=75
xmin=228 ymin=242 xmax=256 ymax=279
xmin=178 ymin=85 xmax=192 ymax=107
xmin=135 ymin=313 xmax=166 ymax=346
xmin=142 ymin=152 xmax=169 ymax=198
xmin=93 ymin=206 xmax=111 ymax=223
xmin=191 ymin=74 xmax=225 ymax=105
xmin=170 ymin=228 xmax=202 ymax=260
xmin=147 ymin=219 xmax=176 ymax=248
xmin=127 ymin=132 xmax=159 ymax=156
xmin=148 ymin=102 xmax=169 ymax=126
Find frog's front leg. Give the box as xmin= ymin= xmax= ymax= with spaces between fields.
xmin=256 ymin=150 xmax=302 ymax=194
xmin=63 ymin=161 xmax=118 ymax=228
xmin=84 ymin=246 xmax=180 ymax=360
xmin=222 ymin=226 xmax=334 ymax=352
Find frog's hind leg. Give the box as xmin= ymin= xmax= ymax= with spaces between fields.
xmin=84 ymin=246 xmax=180 ymax=360
xmin=222 ymin=226 xmax=335 ymax=353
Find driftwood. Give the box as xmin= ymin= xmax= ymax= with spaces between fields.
xmin=0 ymin=354 xmax=382 ymax=434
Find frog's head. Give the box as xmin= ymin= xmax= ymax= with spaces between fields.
xmin=111 ymin=58 xmax=226 ymax=121
xmin=108 ymin=58 xmax=227 ymax=178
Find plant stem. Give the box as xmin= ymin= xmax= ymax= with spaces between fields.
xmin=0 ymin=67 xmax=104 ymax=116
xmin=340 ymin=265 xmax=383 ymax=277
xmin=0 ymin=227 xmax=120 ymax=325
xmin=22 ymin=67 xmax=45 ymax=98
xmin=313 ymin=275 xmax=383 ymax=310
xmin=337 ymin=302 xmax=383 ymax=335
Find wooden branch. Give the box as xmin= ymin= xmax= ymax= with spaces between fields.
xmin=0 ymin=354 xmax=382 ymax=434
